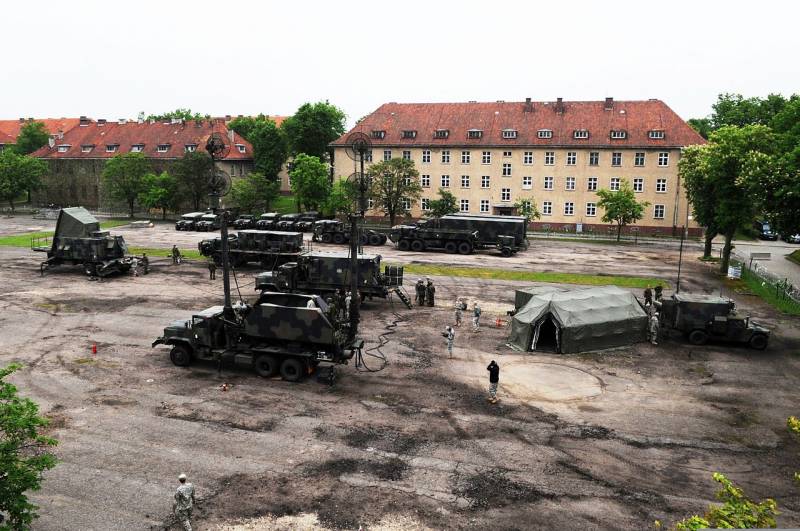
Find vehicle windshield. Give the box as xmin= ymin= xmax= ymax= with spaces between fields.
xmin=763 ymin=224 xmax=771 ymax=231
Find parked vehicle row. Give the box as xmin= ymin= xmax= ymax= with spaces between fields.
xmin=753 ymin=220 xmax=800 ymax=243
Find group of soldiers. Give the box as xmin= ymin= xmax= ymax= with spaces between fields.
xmin=644 ymin=285 xmax=664 ymax=345
xmin=324 ymin=288 xmax=353 ymax=323
xmin=414 ymin=278 xmax=436 ymax=307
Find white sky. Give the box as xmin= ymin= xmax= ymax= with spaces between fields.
xmin=2 ymin=0 xmax=798 ymax=127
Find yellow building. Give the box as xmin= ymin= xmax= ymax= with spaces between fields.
xmin=330 ymin=98 xmax=705 ymax=236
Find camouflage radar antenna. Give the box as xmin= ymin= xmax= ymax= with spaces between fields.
xmin=344 ymin=131 xmax=372 ymax=340
xmin=206 ymin=129 xmax=234 ymax=315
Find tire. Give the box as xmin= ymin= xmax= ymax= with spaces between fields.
xmin=359 ymin=234 xmax=369 ymax=245
xmin=398 ymin=239 xmax=411 ymax=251
xmin=254 ymin=355 xmax=279 ymax=377
xmin=280 ymin=357 xmax=304 ymax=382
xmin=169 ymin=345 xmax=192 ymax=367
xmin=501 ymin=247 xmax=512 ymax=257
xmin=444 ymin=241 xmax=458 ymax=254
xmin=379 ymin=234 xmax=388 ymax=245
xmin=368 ymin=234 xmax=382 ymax=246
xmin=458 ymin=242 xmax=473 ymax=255
xmin=410 ymin=239 xmax=425 ymax=251
xmin=321 ymin=233 xmax=333 ymax=243
xmin=748 ymin=334 xmax=768 ymax=350
xmin=688 ymin=329 xmax=708 ymax=346
xmin=333 ymin=233 xmax=345 ymax=244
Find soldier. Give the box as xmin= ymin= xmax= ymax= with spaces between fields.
xmin=454 ymin=298 xmax=463 ymax=327
xmin=649 ymin=312 xmax=660 ymax=345
xmin=326 ymin=297 xmax=338 ymax=322
xmin=131 ymin=257 xmax=139 ymax=277
xmin=426 ymin=279 xmax=435 ymax=307
xmin=172 ymin=245 xmax=181 ymax=265
xmin=487 ymin=360 xmax=500 ymax=403
xmin=207 ymin=259 xmax=216 ymax=280
xmin=472 ymin=302 xmax=482 ymax=332
xmin=654 ymin=285 xmax=663 ymax=303
xmin=172 ymin=473 xmax=196 ymax=531
xmin=415 ymin=279 xmax=426 ymax=306
xmin=643 ymin=285 xmax=653 ymax=307
xmin=141 ymin=252 xmax=149 ymax=275
xmin=336 ymin=288 xmax=346 ymax=319
xmin=344 ymin=291 xmax=352 ymax=320
xmin=444 ymin=325 xmax=455 ymax=358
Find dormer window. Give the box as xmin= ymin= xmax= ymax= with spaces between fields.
xmin=371 ymin=130 xmax=386 ymax=139
xmin=402 ymin=130 xmax=417 ymax=139
xmin=573 ymin=130 xmax=589 ymax=139
xmin=106 ymin=144 xmax=119 ymax=153
xmin=56 ymin=144 xmax=70 ymax=153
xmin=502 ymin=129 xmax=517 ymax=139
xmin=648 ymin=130 xmax=665 ymax=139
xmin=157 ymin=144 xmax=170 ymax=153
xmin=537 ymin=129 xmax=553 ymax=139
xmin=468 ymin=129 xmax=483 ymax=139
xmin=185 ymin=144 xmax=197 ymax=153
xmin=434 ymin=129 xmax=449 ymax=139
xmin=81 ymin=145 xmax=94 ymax=153
xmin=236 ymin=144 xmax=246 ymax=153
xmin=610 ymin=130 xmax=627 ymax=139
xmin=131 ymin=144 xmax=144 ymax=153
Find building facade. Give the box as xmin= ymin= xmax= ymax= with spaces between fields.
xmin=331 ymin=98 xmax=705 ymax=235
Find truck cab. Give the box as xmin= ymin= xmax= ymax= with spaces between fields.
xmin=176 ymin=212 xmax=206 ymax=231
xmin=256 ymin=212 xmax=280 ymax=230
xmin=233 ymin=214 xmax=256 ymax=230
xmin=195 ymin=213 xmax=221 ymax=232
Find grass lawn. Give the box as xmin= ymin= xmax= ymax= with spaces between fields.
xmin=396 ymin=262 xmax=667 ymax=289
xmin=0 ymin=219 xmax=131 ymax=247
xmin=128 ymin=246 xmax=203 ymax=261
xmin=729 ymin=273 xmax=800 ymax=316
xmin=272 ymin=195 xmax=298 ymax=214
xmin=788 ymin=250 xmax=800 ymax=266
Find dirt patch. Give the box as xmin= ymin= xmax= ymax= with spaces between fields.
xmin=156 ymin=406 xmax=278 ymax=433
xmin=453 ymin=469 xmax=552 ymax=509
xmin=305 ymin=457 xmax=409 ymax=481
xmin=342 ymin=426 xmax=422 ymax=454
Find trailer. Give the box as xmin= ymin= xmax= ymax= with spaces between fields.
xmin=198 ymin=230 xmax=304 ymax=268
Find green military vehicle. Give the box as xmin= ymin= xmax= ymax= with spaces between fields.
xmin=175 ymin=211 xmax=206 ymax=231
xmin=312 ymin=219 xmax=387 ymax=246
xmin=295 ymin=212 xmax=321 ymax=232
xmin=276 ymin=213 xmax=302 ymax=231
xmin=198 ymin=230 xmax=304 ymax=268
xmin=389 ymin=224 xmax=479 ymax=254
xmin=195 ymin=212 xmax=222 ymax=232
xmin=660 ymin=293 xmax=770 ymax=349
xmin=439 ymin=214 xmax=529 ymax=255
xmin=33 ymin=207 xmax=136 ymax=277
xmin=152 ymin=292 xmax=361 ymax=381
xmin=232 ymin=214 xmax=257 ymax=230
xmin=255 ymin=212 xmax=280 ymax=230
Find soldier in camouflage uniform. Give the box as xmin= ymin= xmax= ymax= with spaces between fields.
xmin=415 ymin=279 xmax=425 ymax=306
xmin=426 ymin=278 xmax=435 ymax=307
xmin=141 ymin=253 xmax=149 ymax=275
xmin=454 ymin=298 xmax=463 ymax=327
xmin=208 ymin=259 xmax=216 ymax=280
xmin=172 ymin=473 xmax=196 ymax=531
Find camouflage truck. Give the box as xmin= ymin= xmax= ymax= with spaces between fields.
xmin=254 ymin=250 xmax=406 ymax=303
xmin=660 ymin=293 xmax=770 ymax=349
xmin=232 ymin=214 xmax=257 ymax=230
xmin=255 ymin=212 xmax=281 ymax=230
xmin=275 ymin=213 xmax=302 ymax=231
xmin=33 ymin=207 xmax=136 ymax=277
xmin=427 ymin=214 xmax=529 ymax=256
xmin=195 ymin=212 xmax=222 ymax=232
xmin=152 ymin=292 xmax=362 ymax=381
xmin=295 ymin=211 xmax=321 ymax=232
xmin=312 ymin=219 xmax=387 ymax=246
xmin=198 ymin=230 xmax=304 ymax=268
xmin=389 ymin=224 xmax=479 ymax=254
xmin=175 ymin=211 xmax=206 ymax=231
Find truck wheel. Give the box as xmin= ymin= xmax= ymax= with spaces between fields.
xmin=333 ymin=233 xmax=345 ymax=244
xmin=457 ymin=242 xmax=473 ymax=255
xmin=410 ymin=239 xmax=425 ymax=251
xmin=368 ymin=233 xmax=382 ymax=246
xmin=254 ymin=355 xmax=279 ymax=377
xmin=688 ymin=330 xmax=708 ymax=345
xmin=359 ymin=234 xmax=369 ymax=245
xmin=321 ymin=233 xmax=333 ymax=243
xmin=398 ymin=239 xmax=411 ymax=251
xmin=501 ymin=247 xmax=512 ymax=257
xmin=280 ymin=358 xmax=304 ymax=382
xmin=444 ymin=242 xmax=458 ymax=253
xmin=379 ymin=234 xmax=388 ymax=245
xmin=748 ymin=334 xmax=768 ymax=350
xmin=169 ymin=345 xmax=192 ymax=367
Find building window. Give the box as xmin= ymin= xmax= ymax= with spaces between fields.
xmin=521 ymin=200 xmax=532 ymax=212
xmin=502 ymin=129 xmax=517 ymax=139
xmin=421 ymin=174 xmax=430 ymax=187
xmin=435 ymin=129 xmax=449 ymax=139
xmin=401 ymin=198 xmax=410 ymax=210
xmin=236 ymin=144 xmax=246 ymax=153
xmin=461 ymin=175 xmax=470 ymax=188
xmin=589 ymin=152 xmax=599 ymax=166
xmin=566 ymin=151 xmax=577 ymax=165
xmin=106 ymin=144 xmax=120 ymax=153
xmin=481 ymin=175 xmax=490 ymax=188
xmin=482 ymin=151 xmax=491 ymax=164
xmin=633 ymin=178 xmax=644 ymax=193
xmin=480 ymin=199 xmax=490 ymax=213
xmin=441 ymin=175 xmax=450 ymax=187
xmin=522 ymin=176 xmax=532 ymax=189
xmin=502 ymin=163 xmax=512 ymax=176
xmin=654 ymin=204 xmax=665 ymax=219
xmin=573 ymin=129 xmax=589 ymax=139
xmin=365 ymin=150 xmax=373 ymax=162
xmin=157 ymin=144 xmax=170 ymax=153
xmin=367 ymin=198 xmax=374 ymax=209
xmin=402 ymin=130 xmax=417 ymax=139
xmin=402 ymin=150 xmax=411 ymax=160
xmin=586 ymin=202 xmax=597 ymax=217
xmin=587 ymin=177 xmax=597 ymax=191
xmin=422 ymin=198 xmax=430 ymax=211
xmin=544 ymin=151 xmax=555 ymax=165
xmin=81 ymin=145 xmax=93 ymax=153
xmin=658 ymin=152 xmax=670 ymax=166
xmin=131 ymin=144 xmax=144 ymax=153
xmin=634 ymin=152 xmax=645 ymax=166
xmin=56 ymin=145 xmax=70 ymax=153
xmin=544 ymin=176 xmax=554 ymax=190
xmin=649 ymin=130 xmax=665 ymax=139
xmin=422 ymin=150 xmax=430 ymax=163
xmin=610 ymin=177 xmax=620 ymax=191
xmin=501 ymin=188 xmax=511 ymax=202
xmin=371 ymin=130 xmax=386 ymax=139
xmin=461 ymin=151 xmax=471 ymax=164
xmin=565 ymin=177 xmax=575 ymax=191
xmin=523 ymin=151 xmax=533 ymax=165
xmin=383 ymin=150 xmax=392 ymax=161
xmin=564 ymin=202 xmax=574 ymax=216
xmin=656 ymin=178 xmax=667 ymax=193
xmin=537 ymin=129 xmax=553 ymax=139
xmin=610 ymin=130 xmax=627 ymax=139
xmin=503 ymin=151 xmax=512 ymax=158
xmin=184 ymin=144 xmax=196 ymax=153
xmin=468 ymin=129 xmax=483 ymax=139
xmin=542 ymin=201 xmax=552 ymax=215
xmin=460 ymin=199 xmax=470 ymax=212
xmin=611 ymin=152 xmax=622 ymax=166
xmin=441 ymin=150 xmax=450 ymax=164
xmin=403 ymin=176 xmax=412 ymax=186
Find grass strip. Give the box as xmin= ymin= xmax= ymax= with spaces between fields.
xmin=733 ymin=274 xmax=800 ymax=316
xmin=0 ymin=219 xmax=131 ymax=247
xmin=128 ymin=246 xmax=203 ymax=261
xmin=788 ymin=250 xmax=800 ymax=266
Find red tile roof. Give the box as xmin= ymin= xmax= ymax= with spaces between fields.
xmin=331 ymin=99 xmax=705 ymax=149
xmin=0 ymin=130 xmax=15 ymax=145
xmin=0 ymin=118 xmax=82 ymax=141
xmin=33 ymin=119 xmax=253 ymax=160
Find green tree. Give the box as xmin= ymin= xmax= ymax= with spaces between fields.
xmin=102 ymin=152 xmax=151 ymax=217
xmin=513 ymin=196 xmax=541 ymax=220
xmin=679 ymin=146 xmax=720 ymax=258
xmin=230 ymin=171 xmax=278 ymax=214
xmin=687 ymin=118 xmax=713 ymax=140
xmin=173 ymin=151 xmax=213 ymax=211
xmin=282 ymin=101 xmax=346 ymax=160
xmin=227 ymin=115 xmax=261 ymax=141
xmin=146 ymin=108 xmax=205 ymax=122
xmin=427 ymin=188 xmax=459 ymax=218
xmin=325 ymin=179 xmax=358 ymax=216
xmin=14 ymin=122 xmax=50 ymax=155
xmin=366 ymin=158 xmax=422 ymax=226
xmin=595 ymin=180 xmax=649 ymax=241
xmin=0 ymin=150 xmax=47 ymax=212
xmin=0 ymin=363 xmax=58 ymax=529
xmin=248 ymin=119 xmax=288 ymax=180
xmin=675 ymin=473 xmax=777 ymax=530
xmin=289 ymin=153 xmax=331 ymax=211
xmin=138 ymin=171 xmax=179 ymax=220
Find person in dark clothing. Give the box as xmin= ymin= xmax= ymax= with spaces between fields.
xmin=141 ymin=253 xmax=149 ymax=274
xmin=643 ymin=286 xmax=653 ymax=307
xmin=654 ymin=285 xmax=663 ymax=303
xmin=426 ymin=279 xmax=435 ymax=307
xmin=208 ymin=259 xmax=216 ymax=280
xmin=487 ymin=360 xmax=500 ymax=403
xmin=415 ymin=279 xmax=426 ymax=306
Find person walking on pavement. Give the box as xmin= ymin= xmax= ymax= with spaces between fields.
xmin=426 ymin=278 xmax=435 ymax=307
xmin=454 ymin=298 xmax=463 ymax=327
xmin=649 ymin=312 xmax=660 ymax=345
xmin=487 ymin=360 xmax=500 ymax=403
xmin=415 ymin=279 xmax=426 ymax=307
xmin=444 ymin=325 xmax=455 ymax=358
xmin=141 ymin=252 xmax=149 ymax=275
xmin=208 ymin=259 xmax=216 ymax=280
xmin=172 ymin=473 xmax=196 ymax=531
xmin=172 ymin=245 xmax=182 ymax=265
xmin=472 ymin=302 xmax=482 ymax=332
xmin=643 ymin=285 xmax=653 ymax=307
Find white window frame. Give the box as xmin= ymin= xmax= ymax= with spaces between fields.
xmin=461 ymin=151 xmax=471 ymax=164
xmin=589 ymin=151 xmax=599 ymax=166
xmin=564 ymin=202 xmax=575 ymax=216
xmin=481 ymin=151 xmax=491 ymax=164
xmin=634 ymin=152 xmax=645 ymax=166
xmin=371 ymin=130 xmax=386 ymax=139
xmin=402 ymin=130 xmax=417 ymax=139
xmin=157 ymin=144 xmax=170 ymax=153
xmin=587 ymin=177 xmax=598 ymax=191
xmin=502 ymin=163 xmax=512 ymax=177
xmin=566 ymin=151 xmax=577 ymax=165
xmin=544 ymin=176 xmax=554 ymax=190
xmin=421 ymin=174 xmax=430 ymax=187
xmin=633 ymin=178 xmax=644 ymax=193
xmin=611 ymin=152 xmax=622 ymax=166
xmin=422 ymin=150 xmax=431 ymax=163
xmin=502 ymin=151 xmax=512 ymax=158
xmin=544 ymin=151 xmax=555 ymax=165
xmin=542 ymin=201 xmax=552 ymax=215
xmin=537 ymin=129 xmax=553 ymax=139
xmin=383 ymin=150 xmax=392 ymax=161
xmin=610 ymin=177 xmax=621 ymax=191
xmin=365 ymin=150 xmax=373 ymax=162
xmin=441 ymin=150 xmax=450 ymax=164
xmin=658 ymin=152 xmax=670 ymax=167
xmin=460 ymin=199 xmax=470 ymax=212
xmin=402 ymin=150 xmax=411 ymax=160
xmin=610 ymin=130 xmax=627 ymax=139
xmin=654 ymin=204 xmax=665 ymax=219
xmin=81 ymin=145 xmax=93 ymax=153
xmin=421 ymin=198 xmax=430 ymax=211
xmin=522 ymin=176 xmax=532 ymax=189
xmin=468 ymin=129 xmax=483 ymax=139
xmin=502 ymin=129 xmax=517 ymax=139
xmin=57 ymin=145 xmax=70 ymax=153
xmin=401 ymin=198 xmax=411 ymax=210
xmin=106 ymin=144 xmax=119 ymax=153
xmin=649 ymin=130 xmax=665 ymax=139
xmin=501 ymin=188 xmax=511 ymax=202
xmin=184 ymin=144 xmax=197 ymax=153
xmin=435 ymin=129 xmax=449 ymax=139
xmin=236 ymin=144 xmax=246 ymax=153
xmin=461 ymin=175 xmax=470 ymax=188
xmin=586 ymin=202 xmax=597 ymax=217
xmin=573 ymin=129 xmax=589 ymax=139
xmin=656 ymin=178 xmax=667 ymax=193
xmin=480 ymin=199 xmax=490 ymax=213
xmin=131 ymin=144 xmax=144 ymax=153
xmin=481 ymin=175 xmax=490 ymax=188
xmin=565 ymin=177 xmax=576 ymax=191
xmin=523 ymin=151 xmax=533 ymax=165
xmin=441 ymin=175 xmax=450 ymax=187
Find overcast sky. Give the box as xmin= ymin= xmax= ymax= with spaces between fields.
xmin=2 ymin=0 xmax=798 ymax=127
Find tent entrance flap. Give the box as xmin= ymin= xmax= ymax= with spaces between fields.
xmin=532 ymin=314 xmax=560 ymax=352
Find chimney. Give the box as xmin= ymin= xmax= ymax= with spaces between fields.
xmin=57 ymin=130 xmax=64 ymax=140
xmin=524 ymin=97 xmax=533 ymax=112
xmin=555 ymin=97 xmax=564 ymax=114
xmin=79 ymin=116 xmax=90 ymax=126
xmin=225 ymin=115 xmax=232 ymax=121
xmin=97 ymin=118 xmax=107 ymax=126
xmin=604 ymin=97 xmax=614 ymax=110
xmin=227 ymin=129 xmax=235 ymax=143
xmin=19 ymin=118 xmax=25 ymax=122
xmin=119 ymin=118 xmax=127 ymax=125
xmin=48 ymin=137 xmax=55 ymax=148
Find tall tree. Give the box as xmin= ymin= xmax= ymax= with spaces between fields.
xmin=173 ymin=151 xmax=213 ymax=211
xmin=289 ymin=154 xmax=331 ymax=211
xmin=427 ymin=189 xmax=459 ymax=218
xmin=325 ymin=179 xmax=358 ymax=216
xmin=138 ymin=171 xmax=179 ymax=220
xmin=596 ymin=180 xmax=650 ymax=241
xmin=146 ymin=108 xmax=206 ymax=122
xmin=367 ymin=158 xmax=422 ymax=226
xmin=249 ymin=119 xmax=288 ymax=179
xmin=0 ymin=150 xmax=47 ymax=211
xmin=679 ymin=146 xmax=720 ymax=258
xmin=102 ymin=152 xmax=151 ymax=217
xmin=687 ymin=118 xmax=713 ymax=140
xmin=230 ymin=171 xmax=279 ymax=214
xmin=0 ymin=363 xmax=58 ymax=529
xmin=14 ymin=121 xmax=50 ymax=155
xmin=282 ymin=101 xmax=346 ymax=160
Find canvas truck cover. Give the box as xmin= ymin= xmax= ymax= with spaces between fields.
xmin=54 ymin=207 xmax=101 ymax=239
xmin=508 ymin=285 xmax=648 ymax=353
xmin=440 ymin=214 xmax=528 ymax=246
xmin=243 ymin=293 xmax=335 ymax=345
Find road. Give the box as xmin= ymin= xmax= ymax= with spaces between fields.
xmin=712 ymin=237 xmax=800 ymax=286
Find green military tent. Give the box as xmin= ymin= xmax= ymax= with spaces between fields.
xmin=507 ymin=285 xmax=648 ymax=354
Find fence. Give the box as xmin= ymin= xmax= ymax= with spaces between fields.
xmin=731 ymin=249 xmax=800 ymax=313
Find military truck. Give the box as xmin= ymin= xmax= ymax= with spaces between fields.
xmin=232 ymin=214 xmax=256 ymax=230
xmin=389 ymin=224 xmax=479 ymax=254
xmin=198 ymin=230 xmax=304 ymax=268
xmin=152 ymin=292 xmax=361 ymax=381
xmin=276 ymin=213 xmax=302 ymax=231
xmin=295 ymin=212 xmax=321 ymax=232
xmin=254 ymin=250 xmax=406 ymax=302
xmin=175 ymin=212 xmax=206 ymax=231
xmin=255 ymin=212 xmax=280 ymax=230
xmin=660 ymin=293 xmax=770 ymax=349
xmin=423 ymin=214 xmax=529 ymax=256
xmin=312 ymin=220 xmax=387 ymax=246
xmin=33 ymin=207 xmax=136 ymax=277
xmin=195 ymin=212 xmax=222 ymax=232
